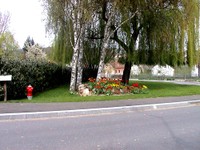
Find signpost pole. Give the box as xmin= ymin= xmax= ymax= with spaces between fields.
xmin=0 ymin=75 xmax=12 ymax=101
xmin=3 ymin=82 xmax=7 ymax=101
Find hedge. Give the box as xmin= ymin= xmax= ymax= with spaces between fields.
xmin=0 ymin=58 xmax=98 ymax=100
xmin=0 ymin=58 xmax=70 ymax=100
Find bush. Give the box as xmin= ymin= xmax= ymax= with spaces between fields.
xmin=0 ymin=84 xmax=3 ymax=100
xmin=0 ymin=58 xmax=99 ymax=100
xmin=0 ymin=58 xmax=70 ymax=100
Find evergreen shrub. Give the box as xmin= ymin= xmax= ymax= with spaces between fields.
xmin=0 ymin=58 xmax=70 ymax=100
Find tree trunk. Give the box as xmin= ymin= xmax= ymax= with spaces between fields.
xmin=96 ymin=7 xmax=114 ymax=81
xmin=69 ymin=0 xmax=85 ymax=92
xmin=122 ymin=61 xmax=132 ymax=85
xmin=70 ymin=15 xmax=80 ymax=92
xmin=96 ymin=42 xmax=108 ymax=80
xmin=70 ymin=44 xmax=79 ymax=92
xmin=76 ymin=37 xmax=84 ymax=89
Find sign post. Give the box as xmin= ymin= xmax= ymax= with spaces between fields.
xmin=0 ymin=75 xmax=12 ymax=101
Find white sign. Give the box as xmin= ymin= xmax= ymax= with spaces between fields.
xmin=0 ymin=75 xmax=12 ymax=81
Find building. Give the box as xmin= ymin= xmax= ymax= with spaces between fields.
xmin=104 ymin=61 xmax=124 ymax=78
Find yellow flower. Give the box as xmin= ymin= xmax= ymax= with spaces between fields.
xmin=142 ymin=85 xmax=148 ymax=89
xmin=112 ymin=84 xmax=119 ymax=87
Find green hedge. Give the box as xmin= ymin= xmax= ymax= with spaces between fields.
xmin=0 ymin=58 xmax=70 ymax=100
xmin=0 ymin=58 xmax=98 ymax=100
xmin=0 ymin=85 xmax=3 ymax=100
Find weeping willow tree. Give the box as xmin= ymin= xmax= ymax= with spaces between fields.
xmin=44 ymin=0 xmax=73 ymax=65
xmin=137 ymin=2 xmax=182 ymax=66
xmin=184 ymin=0 xmax=199 ymax=67
xmin=43 ymin=0 xmax=199 ymax=89
xmin=112 ymin=0 xmax=199 ymax=84
xmin=138 ymin=0 xmax=199 ymax=68
xmin=50 ymin=25 xmax=73 ymax=65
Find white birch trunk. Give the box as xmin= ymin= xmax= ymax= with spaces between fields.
xmin=96 ymin=9 xmax=137 ymax=81
xmin=76 ymin=28 xmax=84 ymax=89
xmin=69 ymin=0 xmax=80 ymax=92
xmin=70 ymin=43 xmax=79 ymax=92
xmin=96 ymin=11 xmax=114 ymax=81
xmin=69 ymin=0 xmax=85 ymax=92
xmin=96 ymin=39 xmax=109 ymax=80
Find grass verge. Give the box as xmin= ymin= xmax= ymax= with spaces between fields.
xmin=7 ymin=81 xmax=200 ymax=103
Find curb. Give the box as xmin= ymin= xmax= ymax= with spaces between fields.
xmin=0 ymin=100 xmax=200 ymax=121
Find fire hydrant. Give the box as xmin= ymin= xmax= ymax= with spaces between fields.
xmin=26 ymin=85 xmax=33 ymax=100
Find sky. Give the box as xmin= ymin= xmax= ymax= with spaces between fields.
xmin=0 ymin=0 xmax=53 ymax=48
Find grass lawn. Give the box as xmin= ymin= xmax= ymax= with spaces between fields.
xmin=6 ymin=81 xmax=200 ymax=103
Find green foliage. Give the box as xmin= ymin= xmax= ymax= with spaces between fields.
xmin=114 ymin=0 xmax=200 ymax=68
xmin=0 ymin=32 xmax=20 ymax=58
xmin=22 ymin=36 xmax=35 ymax=52
xmin=0 ymin=58 xmax=70 ymax=100
xmin=43 ymin=0 xmax=200 ymax=86
xmin=0 ymin=85 xmax=3 ymax=100
xmin=49 ymin=24 xmax=73 ymax=65
xmin=0 ymin=11 xmax=20 ymax=59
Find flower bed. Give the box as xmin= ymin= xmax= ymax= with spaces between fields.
xmin=81 ymin=77 xmax=148 ymax=96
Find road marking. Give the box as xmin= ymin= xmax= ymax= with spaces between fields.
xmin=0 ymin=99 xmax=200 ymax=122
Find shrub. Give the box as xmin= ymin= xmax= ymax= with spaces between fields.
xmin=0 ymin=58 xmax=70 ymax=100
xmin=0 ymin=57 xmax=99 ymax=100
xmin=0 ymin=85 xmax=3 ymax=100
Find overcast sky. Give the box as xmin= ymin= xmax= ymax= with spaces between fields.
xmin=0 ymin=0 xmax=53 ymax=48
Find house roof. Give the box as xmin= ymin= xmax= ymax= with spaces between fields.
xmin=109 ymin=61 xmax=124 ymax=69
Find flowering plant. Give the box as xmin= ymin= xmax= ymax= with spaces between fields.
xmin=86 ymin=77 xmax=148 ymax=96
xmin=131 ymin=83 xmax=148 ymax=94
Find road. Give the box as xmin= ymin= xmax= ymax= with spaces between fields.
xmin=0 ymin=106 xmax=200 ymax=150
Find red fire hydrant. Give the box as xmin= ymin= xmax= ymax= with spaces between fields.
xmin=26 ymin=85 xmax=33 ymax=100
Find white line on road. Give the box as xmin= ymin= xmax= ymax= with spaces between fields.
xmin=0 ymin=99 xmax=200 ymax=121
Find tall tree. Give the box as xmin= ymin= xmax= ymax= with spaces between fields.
xmin=110 ymin=0 xmax=199 ymax=84
xmin=0 ymin=11 xmax=10 ymax=35
xmin=0 ymin=11 xmax=19 ymax=58
xmin=0 ymin=31 xmax=19 ymax=58
xmin=43 ymin=0 xmax=199 ymax=88
xmin=22 ymin=36 xmax=35 ymax=52
xmin=43 ymin=0 xmax=94 ymax=92
xmin=110 ymin=1 xmax=143 ymax=84
xmin=94 ymin=0 xmax=138 ymax=81
xmin=50 ymin=26 xmax=73 ymax=65
xmin=96 ymin=1 xmax=116 ymax=80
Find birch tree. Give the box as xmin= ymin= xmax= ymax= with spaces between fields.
xmin=43 ymin=0 xmax=93 ymax=92
xmin=66 ymin=0 xmax=94 ymax=92
xmin=96 ymin=0 xmax=138 ymax=81
xmin=43 ymin=0 xmax=199 ymax=88
xmin=96 ymin=1 xmax=115 ymax=80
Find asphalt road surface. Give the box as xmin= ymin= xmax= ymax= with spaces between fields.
xmin=0 ymin=105 xmax=200 ymax=150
